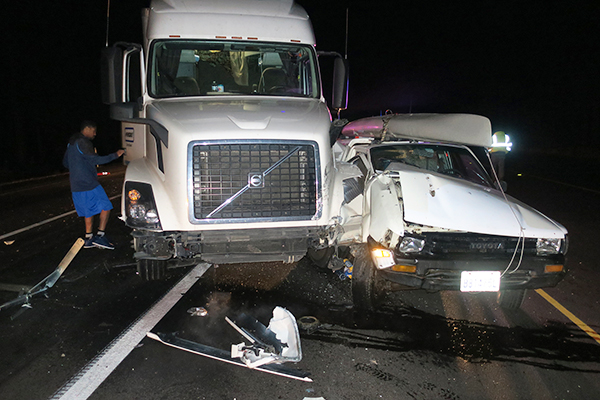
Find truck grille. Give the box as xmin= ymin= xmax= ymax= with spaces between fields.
xmin=189 ymin=141 xmax=320 ymax=223
xmin=421 ymin=233 xmax=537 ymax=255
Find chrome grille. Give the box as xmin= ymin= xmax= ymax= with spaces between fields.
xmin=189 ymin=141 xmax=319 ymax=223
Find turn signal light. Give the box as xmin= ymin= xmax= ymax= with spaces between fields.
xmin=128 ymin=189 xmax=142 ymax=202
xmin=392 ymin=265 xmax=417 ymax=273
xmin=544 ymin=264 xmax=564 ymax=273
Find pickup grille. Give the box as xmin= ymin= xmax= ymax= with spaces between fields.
xmin=189 ymin=141 xmax=320 ymax=223
xmin=420 ymin=233 xmax=537 ymax=256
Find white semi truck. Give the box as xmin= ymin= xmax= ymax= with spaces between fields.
xmin=101 ymin=0 xmax=349 ymax=279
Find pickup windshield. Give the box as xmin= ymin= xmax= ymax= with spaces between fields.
xmin=370 ymin=144 xmax=494 ymax=187
xmin=149 ymin=40 xmax=319 ymax=98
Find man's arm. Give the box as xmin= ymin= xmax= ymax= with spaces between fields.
xmin=76 ymin=138 xmax=122 ymax=165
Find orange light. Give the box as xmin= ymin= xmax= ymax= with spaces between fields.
xmin=169 ymin=35 xmax=181 ymax=38
xmin=545 ymin=264 xmax=564 ymax=273
xmin=392 ymin=265 xmax=417 ymax=273
xmin=290 ymin=39 xmax=301 ymax=43
xmin=215 ymin=36 xmax=227 ymax=39
xmin=372 ymin=248 xmax=393 ymax=259
xmin=128 ymin=189 xmax=142 ymax=202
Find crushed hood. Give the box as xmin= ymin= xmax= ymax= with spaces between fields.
xmin=396 ymin=169 xmax=566 ymax=238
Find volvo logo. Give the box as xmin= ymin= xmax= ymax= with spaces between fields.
xmin=248 ymin=173 xmax=264 ymax=188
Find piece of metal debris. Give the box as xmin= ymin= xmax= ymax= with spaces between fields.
xmin=4 ymin=240 xmax=15 ymax=245
xmin=147 ymin=331 xmax=311 ymax=382
xmin=187 ymin=307 xmax=208 ymax=317
xmin=147 ymin=306 xmax=311 ymax=381
xmin=0 ymin=238 xmax=84 ymax=316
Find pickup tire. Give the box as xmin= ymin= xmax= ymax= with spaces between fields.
xmin=137 ymin=259 xmax=167 ymax=281
xmin=497 ymin=289 xmax=526 ymax=310
xmin=351 ymin=245 xmax=379 ymax=310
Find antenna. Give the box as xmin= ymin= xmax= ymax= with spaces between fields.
xmin=344 ymin=8 xmax=349 ymax=59
xmin=105 ymin=0 xmax=111 ymax=47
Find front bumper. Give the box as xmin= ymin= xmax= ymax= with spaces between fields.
xmin=132 ymin=226 xmax=327 ymax=264
xmin=378 ymin=255 xmax=567 ymax=291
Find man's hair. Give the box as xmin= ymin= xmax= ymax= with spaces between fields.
xmin=80 ymin=120 xmax=97 ymax=131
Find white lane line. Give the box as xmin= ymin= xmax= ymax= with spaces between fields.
xmin=0 ymin=195 xmax=121 ymax=241
xmin=49 ymin=262 xmax=212 ymax=400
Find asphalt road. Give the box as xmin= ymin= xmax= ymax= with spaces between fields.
xmin=0 ymin=155 xmax=599 ymax=400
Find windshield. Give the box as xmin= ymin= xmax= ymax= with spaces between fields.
xmin=370 ymin=144 xmax=493 ymax=187
xmin=149 ymin=40 xmax=319 ymax=98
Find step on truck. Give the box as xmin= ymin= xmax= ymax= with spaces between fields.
xmin=101 ymin=0 xmax=349 ymax=279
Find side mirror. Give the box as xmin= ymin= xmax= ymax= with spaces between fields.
xmin=317 ymin=51 xmax=349 ymax=114
xmin=332 ymin=57 xmax=349 ymax=112
xmin=100 ymin=46 xmax=123 ymax=105
xmin=110 ymin=102 xmax=137 ymax=120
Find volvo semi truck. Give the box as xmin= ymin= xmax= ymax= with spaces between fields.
xmin=101 ymin=0 xmax=349 ymax=279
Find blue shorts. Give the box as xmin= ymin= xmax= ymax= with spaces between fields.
xmin=72 ymin=185 xmax=113 ymax=218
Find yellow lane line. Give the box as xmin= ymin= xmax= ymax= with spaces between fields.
xmin=535 ymin=289 xmax=600 ymax=345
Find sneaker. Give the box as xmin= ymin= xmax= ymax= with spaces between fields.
xmin=83 ymin=236 xmax=97 ymax=249
xmin=92 ymin=235 xmax=115 ymax=250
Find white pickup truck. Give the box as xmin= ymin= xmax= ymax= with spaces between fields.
xmin=101 ymin=0 xmax=349 ymax=279
xmin=330 ymin=113 xmax=568 ymax=309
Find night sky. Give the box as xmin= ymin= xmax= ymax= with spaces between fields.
xmin=2 ymin=1 xmax=599 ymax=180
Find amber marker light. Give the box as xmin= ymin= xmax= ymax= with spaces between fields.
xmin=128 ymin=189 xmax=142 ymax=202
xmin=545 ymin=265 xmax=564 ymax=273
xmin=392 ymin=265 xmax=417 ymax=273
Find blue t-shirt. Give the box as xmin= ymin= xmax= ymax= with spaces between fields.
xmin=63 ymin=133 xmax=118 ymax=192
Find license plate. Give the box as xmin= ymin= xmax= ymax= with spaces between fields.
xmin=460 ymin=271 xmax=501 ymax=292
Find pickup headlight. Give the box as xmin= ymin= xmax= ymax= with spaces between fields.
xmin=398 ymin=236 xmax=425 ymax=253
xmin=124 ymin=181 xmax=162 ymax=230
xmin=536 ymin=237 xmax=564 ymax=255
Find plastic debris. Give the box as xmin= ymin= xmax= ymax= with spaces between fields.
xmin=330 ymin=256 xmax=353 ymax=280
xmin=228 ymin=306 xmax=302 ymax=368
xmin=4 ymin=240 xmax=15 ymax=245
xmin=187 ymin=307 xmax=208 ymax=317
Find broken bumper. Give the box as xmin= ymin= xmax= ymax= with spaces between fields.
xmin=133 ymin=226 xmax=327 ymax=264
xmin=379 ymin=256 xmax=567 ymax=291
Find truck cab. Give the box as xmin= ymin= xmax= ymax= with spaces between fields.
xmin=101 ymin=0 xmax=349 ymax=279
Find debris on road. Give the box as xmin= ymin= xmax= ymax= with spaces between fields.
xmin=187 ymin=306 xmax=208 ymax=317
xmin=0 ymin=238 xmax=84 ymax=317
xmin=147 ymin=306 xmax=311 ymax=381
xmin=228 ymin=306 xmax=302 ymax=368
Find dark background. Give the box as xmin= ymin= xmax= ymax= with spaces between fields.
xmin=2 ymin=0 xmax=599 ymax=181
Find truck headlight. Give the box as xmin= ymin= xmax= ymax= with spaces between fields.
xmin=124 ymin=181 xmax=162 ymax=230
xmin=398 ymin=236 xmax=425 ymax=253
xmin=536 ymin=238 xmax=562 ymax=255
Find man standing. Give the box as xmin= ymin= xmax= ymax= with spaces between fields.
xmin=63 ymin=121 xmax=124 ymax=249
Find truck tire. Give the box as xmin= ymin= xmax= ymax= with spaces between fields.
xmin=351 ymin=245 xmax=379 ymax=310
xmin=497 ymin=289 xmax=526 ymax=310
xmin=137 ymin=259 xmax=167 ymax=281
